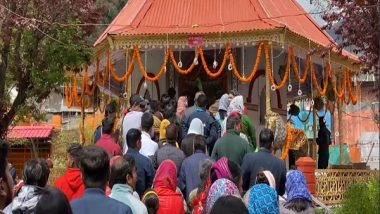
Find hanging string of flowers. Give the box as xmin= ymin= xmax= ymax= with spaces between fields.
xmin=72 ymin=73 xmax=86 ymax=106
xmin=199 ymin=43 xmax=231 ymax=78
xmin=229 ymin=42 xmax=265 ymax=83
xmin=266 ymin=43 xmax=290 ymax=90
xmin=64 ymin=82 xmax=73 ymax=108
xmin=168 ymin=47 xmax=199 ymax=75
xmin=109 ymin=49 xmax=136 ymax=82
xmin=96 ymin=56 xmax=109 ymax=86
xmin=346 ymin=70 xmax=359 ymax=105
xmin=135 ymin=46 xmax=169 ymax=82
xmin=311 ymin=61 xmax=330 ymax=97
xmin=329 ymin=66 xmax=346 ymax=99
xmin=281 ymin=124 xmax=293 ymax=160
xmin=98 ymin=96 xmax=108 ymax=113
xmin=85 ymin=66 xmax=97 ymax=96
xmin=290 ymin=47 xmax=309 ymax=84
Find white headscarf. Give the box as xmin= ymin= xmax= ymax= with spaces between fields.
xmin=187 ymin=118 xmax=204 ymax=136
xmin=227 ymin=95 xmax=244 ymax=115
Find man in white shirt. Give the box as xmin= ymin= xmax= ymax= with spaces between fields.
xmin=122 ymin=94 xmax=147 ymax=154
xmin=140 ymin=112 xmax=158 ymax=160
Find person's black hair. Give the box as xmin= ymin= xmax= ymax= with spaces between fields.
xmin=160 ymin=94 xmax=171 ymax=109
xmin=193 ymin=135 xmax=206 ymax=153
xmin=101 ymin=118 xmax=114 ymax=135
xmin=149 ymin=100 xmax=160 ymax=113
xmin=284 ymin=198 xmax=312 ymax=213
xmin=196 ymin=94 xmax=208 ymax=108
xmin=109 ymin=155 xmax=136 ymax=188
xmin=196 ymin=159 xmax=213 ymax=195
xmin=229 ymin=89 xmax=240 ymax=96
xmin=141 ymin=112 xmax=154 ymax=132
xmin=0 ymin=141 xmax=9 ymax=181
xmin=210 ymin=159 xmax=241 ymax=186
xmin=255 ymin=171 xmax=270 ymax=186
xmin=210 ymin=195 xmax=248 ymax=214
xmin=79 ymin=146 xmax=110 ymax=189
xmin=259 ymin=128 xmax=274 ymax=150
xmin=226 ymin=113 xmax=241 ymax=130
xmin=126 ymin=128 xmax=142 ymax=149
xmin=319 ymin=117 xmax=325 ymax=126
xmin=105 ymin=103 xmax=117 ymax=117
xmin=165 ymin=123 xmax=178 ymax=145
xmin=23 ymin=158 xmax=50 ymax=187
xmin=162 ymin=103 xmax=176 ymax=122
xmin=67 ymin=143 xmax=83 ymax=168
xmin=168 ymin=87 xmax=176 ymax=99
xmin=35 ymin=187 xmax=73 ymax=214
xmin=142 ymin=189 xmax=159 ymax=214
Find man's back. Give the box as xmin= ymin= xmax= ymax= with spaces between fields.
xmin=95 ymin=134 xmax=122 ymax=157
xmin=70 ymin=188 xmax=132 ymax=214
xmin=122 ymin=111 xmax=143 ymax=153
xmin=156 ymin=144 xmax=185 ymax=173
xmin=211 ymin=131 xmax=249 ymax=165
xmin=241 ymin=149 xmax=286 ymax=195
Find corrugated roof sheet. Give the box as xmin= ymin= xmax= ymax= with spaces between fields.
xmin=7 ymin=126 xmax=54 ymax=139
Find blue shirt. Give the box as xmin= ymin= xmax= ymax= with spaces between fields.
xmin=178 ymin=151 xmax=210 ymax=199
xmin=125 ymin=149 xmax=155 ymax=197
xmin=70 ymin=188 xmax=132 ymax=214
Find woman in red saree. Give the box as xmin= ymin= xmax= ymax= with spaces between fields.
xmin=153 ymin=160 xmax=185 ymax=214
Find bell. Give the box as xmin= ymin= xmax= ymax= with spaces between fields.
xmin=178 ymin=61 xmax=183 ymax=68
xmin=143 ymin=81 xmax=148 ymax=89
xmin=213 ymin=60 xmax=218 ymax=69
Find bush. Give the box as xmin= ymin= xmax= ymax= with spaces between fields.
xmin=337 ymin=176 xmax=379 ymax=214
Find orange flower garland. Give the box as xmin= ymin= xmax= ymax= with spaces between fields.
xmin=96 ymin=56 xmax=109 ymax=86
xmin=64 ymin=83 xmax=73 ymax=108
xmin=266 ymin=42 xmax=290 ymax=90
xmin=134 ymin=46 xmax=169 ymax=82
xmin=229 ymin=42 xmax=265 ymax=83
xmin=200 ymin=44 xmax=230 ymax=78
xmin=98 ymin=97 xmax=108 ymax=113
xmin=109 ymin=49 xmax=136 ymax=82
xmin=72 ymin=73 xmax=87 ymax=106
xmin=329 ymin=67 xmax=346 ymax=99
xmin=168 ymin=48 xmax=199 ymax=75
xmin=290 ymin=47 xmax=309 ymax=84
xmin=346 ymin=70 xmax=359 ymax=105
xmin=311 ymin=61 xmax=330 ymax=97
xmin=281 ymin=124 xmax=292 ymax=160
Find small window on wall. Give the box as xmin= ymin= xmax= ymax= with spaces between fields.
xmin=259 ymin=88 xmax=266 ymax=125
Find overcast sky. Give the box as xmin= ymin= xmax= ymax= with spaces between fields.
xmin=296 ymin=0 xmax=326 ymax=26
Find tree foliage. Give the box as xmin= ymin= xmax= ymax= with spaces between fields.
xmin=0 ymin=0 xmax=104 ymax=139
xmin=320 ymin=0 xmax=379 ymax=73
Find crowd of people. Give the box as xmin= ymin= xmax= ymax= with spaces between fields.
xmin=0 ymin=89 xmax=314 ymax=214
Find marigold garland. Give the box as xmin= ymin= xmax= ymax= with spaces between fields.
xmin=266 ymin=43 xmax=290 ymax=90
xmin=168 ymin=48 xmax=199 ymax=75
xmin=109 ymin=49 xmax=136 ymax=82
xmin=72 ymin=74 xmax=86 ymax=106
xmin=135 ymin=46 xmax=169 ymax=82
xmin=64 ymin=83 xmax=73 ymax=108
xmin=200 ymin=44 xmax=230 ymax=78
xmin=96 ymin=56 xmax=109 ymax=86
xmin=290 ymin=47 xmax=309 ymax=84
xmin=311 ymin=61 xmax=330 ymax=97
xmin=229 ymin=42 xmax=265 ymax=83
xmin=98 ymin=97 xmax=108 ymax=113
xmin=329 ymin=67 xmax=346 ymax=99
xmin=346 ymin=70 xmax=359 ymax=105
xmin=85 ymin=65 xmax=97 ymax=96
xmin=281 ymin=124 xmax=292 ymax=160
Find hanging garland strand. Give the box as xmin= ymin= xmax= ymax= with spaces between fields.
xmin=85 ymin=64 xmax=97 ymax=96
xmin=281 ymin=124 xmax=293 ymax=160
xmin=135 ymin=46 xmax=169 ymax=82
xmin=311 ymin=61 xmax=330 ymax=97
xmin=229 ymin=42 xmax=264 ymax=83
xmin=72 ymin=73 xmax=86 ymax=106
xmin=266 ymin=43 xmax=290 ymax=90
xmin=200 ymin=43 xmax=230 ymax=78
xmin=290 ymin=47 xmax=309 ymax=84
xmin=109 ymin=49 xmax=136 ymax=82
xmin=329 ymin=66 xmax=346 ymax=100
xmin=168 ymin=47 xmax=199 ymax=75
xmin=346 ymin=69 xmax=359 ymax=105
xmin=64 ymin=82 xmax=73 ymax=108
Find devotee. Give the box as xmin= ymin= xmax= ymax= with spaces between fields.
xmin=215 ymin=94 xmax=229 ymax=136
xmin=54 ymin=143 xmax=85 ymax=201
xmin=211 ymin=113 xmax=249 ymax=165
xmin=122 ymin=94 xmax=147 ymax=154
xmin=317 ymin=117 xmax=331 ymax=169
xmin=168 ymin=87 xmax=177 ymax=101
xmin=154 ymin=124 xmax=185 ymax=171
xmin=149 ymin=100 xmax=163 ymax=142
xmin=142 ymin=189 xmax=159 ymax=214
xmin=11 ymin=158 xmax=50 ymax=213
xmin=280 ymin=170 xmax=314 ymax=214
xmin=246 ymin=184 xmax=279 ymax=214
xmin=109 ymin=156 xmax=148 ymax=214
xmin=93 ymin=103 xmax=117 ymax=144
xmin=189 ymin=159 xmax=213 ymax=213
xmin=210 ymin=195 xmax=248 ymax=214
xmin=210 ymin=157 xmax=242 ymax=193
xmin=241 ymin=128 xmax=286 ymax=195
xmin=140 ymin=112 xmax=158 ymax=160
xmin=153 ymin=160 xmax=185 ymax=214
xmin=205 ymin=178 xmax=241 ymax=214
xmin=70 ymin=146 xmax=132 ymax=214
xmin=227 ymin=95 xmax=257 ymax=151
xmin=176 ymin=96 xmax=188 ymax=119
xmin=182 ymin=94 xmax=220 ymax=154
xmin=181 ymin=118 xmax=204 ymax=157
xmin=243 ymin=170 xmax=276 ymax=206
xmin=183 ymin=91 xmax=205 ymax=120
xmin=96 ymin=118 xmax=123 ymax=157
xmin=178 ymin=135 xmax=210 ymax=200
xmin=0 ymin=142 xmax=13 ymax=213
xmin=125 ymin=129 xmax=155 ymax=197
xmin=35 ymin=187 xmax=73 ymax=214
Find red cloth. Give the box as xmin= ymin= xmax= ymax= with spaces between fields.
xmin=54 ymin=168 xmax=85 ymax=201
xmin=95 ymin=134 xmax=122 ymax=157
xmin=153 ymin=160 xmax=185 ymax=214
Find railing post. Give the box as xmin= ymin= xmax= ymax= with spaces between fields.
xmin=296 ymin=157 xmax=316 ymax=195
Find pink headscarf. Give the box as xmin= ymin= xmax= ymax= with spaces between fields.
xmin=210 ymin=157 xmax=232 ymax=180
xmin=176 ymin=96 xmax=188 ymax=118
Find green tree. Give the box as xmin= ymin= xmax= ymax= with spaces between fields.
xmin=0 ymin=0 xmax=103 ymax=138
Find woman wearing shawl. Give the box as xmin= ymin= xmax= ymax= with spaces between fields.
xmin=176 ymin=96 xmax=188 ymax=119
xmin=181 ymin=118 xmax=205 ymax=157
xmin=215 ymin=94 xmax=229 ymax=136
xmin=205 ymin=178 xmax=241 ymax=214
xmin=247 ymin=184 xmax=279 ymax=214
xmin=226 ymin=95 xmax=257 ymax=151
xmin=153 ymin=160 xmax=185 ymax=214
xmin=243 ymin=170 xmax=276 ymax=206
xmin=280 ymin=170 xmax=313 ymax=214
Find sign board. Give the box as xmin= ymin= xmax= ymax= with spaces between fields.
xmin=187 ymin=36 xmax=205 ymax=47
